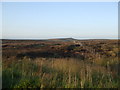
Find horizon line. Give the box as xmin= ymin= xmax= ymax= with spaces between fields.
xmin=1 ymin=37 xmax=119 ymax=40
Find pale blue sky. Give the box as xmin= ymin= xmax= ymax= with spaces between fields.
xmin=2 ymin=2 xmax=118 ymax=39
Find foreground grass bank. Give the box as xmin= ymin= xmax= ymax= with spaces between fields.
xmin=3 ymin=57 xmax=119 ymax=88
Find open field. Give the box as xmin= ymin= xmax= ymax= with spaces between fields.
xmin=2 ymin=38 xmax=120 ymax=88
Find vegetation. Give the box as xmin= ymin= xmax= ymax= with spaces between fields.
xmin=2 ymin=39 xmax=120 ymax=88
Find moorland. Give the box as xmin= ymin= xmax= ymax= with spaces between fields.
xmin=2 ymin=38 xmax=120 ymax=88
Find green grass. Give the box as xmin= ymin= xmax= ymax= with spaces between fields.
xmin=2 ymin=57 xmax=119 ymax=88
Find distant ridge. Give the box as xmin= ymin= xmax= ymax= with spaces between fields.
xmin=48 ymin=38 xmax=77 ymax=41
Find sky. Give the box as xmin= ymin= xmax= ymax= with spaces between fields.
xmin=0 ymin=2 xmax=2 ymax=39
xmin=2 ymin=2 xmax=118 ymax=39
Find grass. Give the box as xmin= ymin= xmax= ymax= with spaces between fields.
xmin=2 ymin=57 xmax=119 ymax=88
xmin=2 ymin=39 xmax=119 ymax=88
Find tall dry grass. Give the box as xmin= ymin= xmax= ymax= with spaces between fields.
xmin=2 ymin=57 xmax=119 ymax=88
